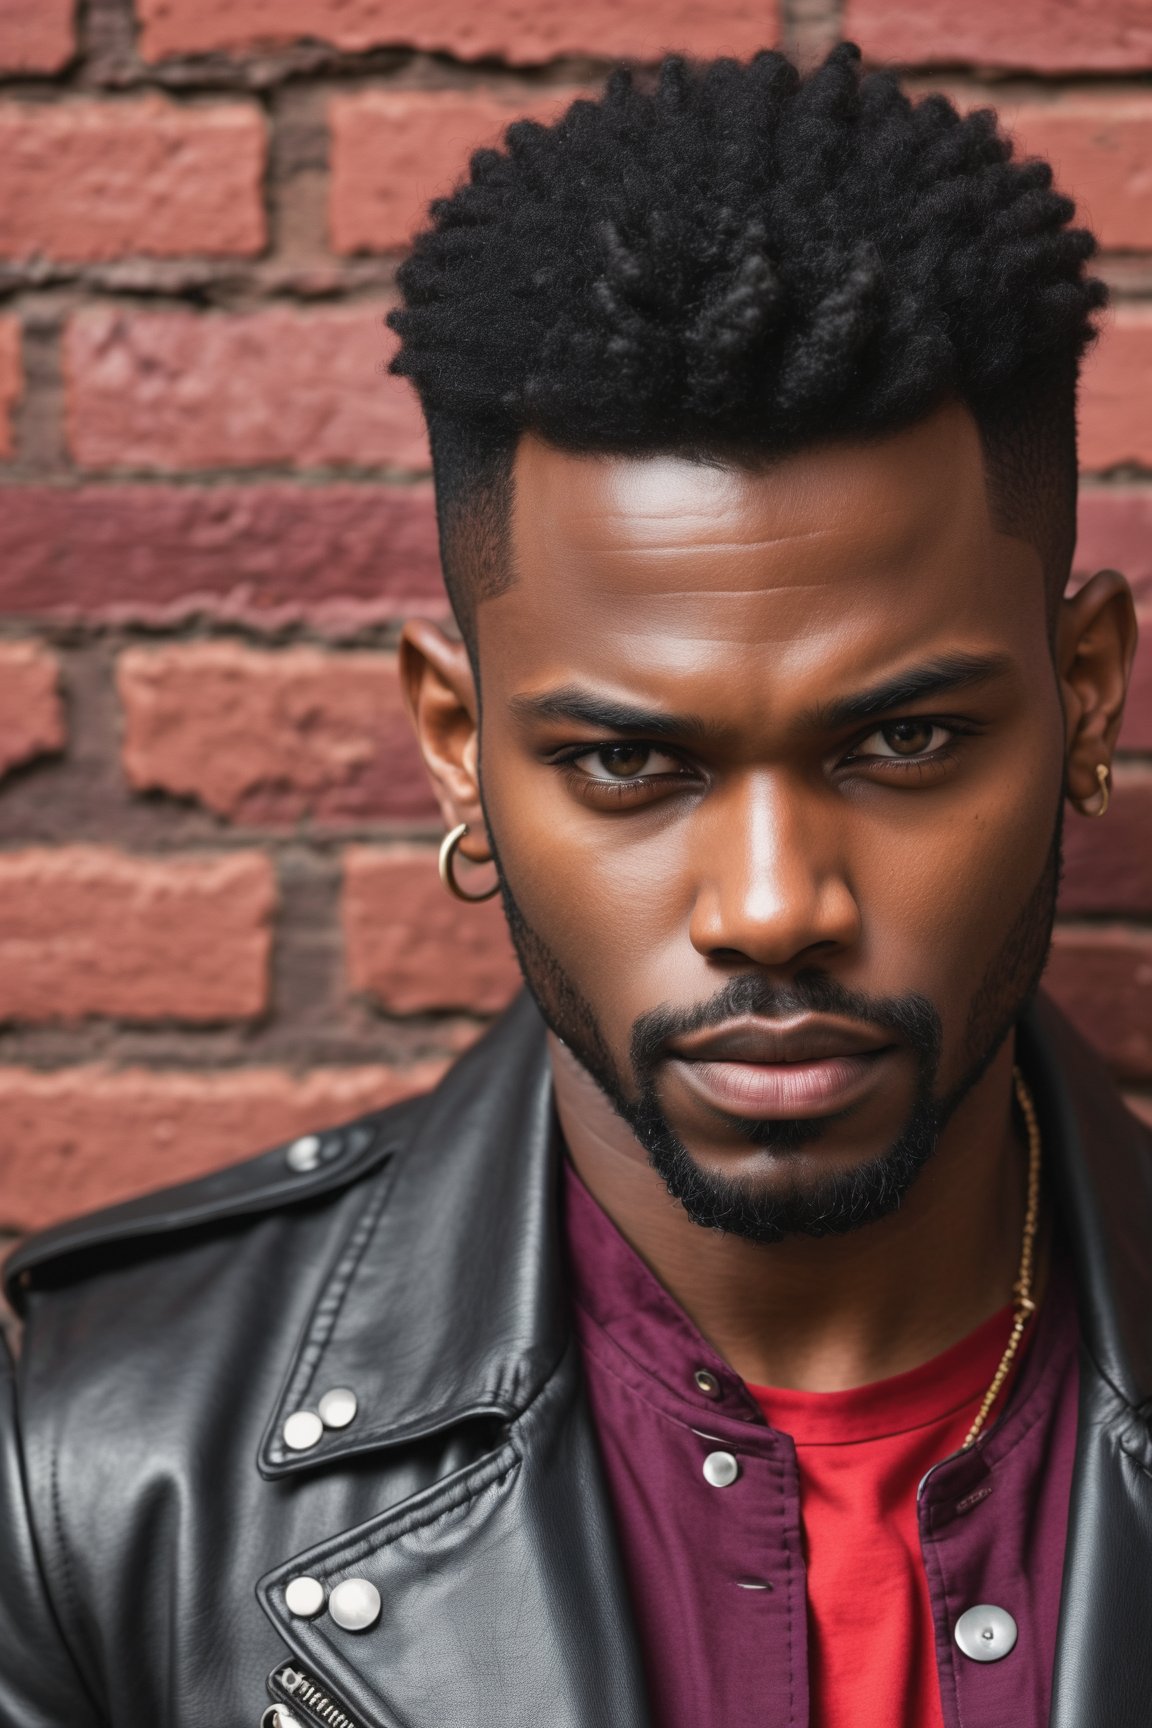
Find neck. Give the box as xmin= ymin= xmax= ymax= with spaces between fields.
xmin=551 ymin=1032 xmax=1036 ymax=1391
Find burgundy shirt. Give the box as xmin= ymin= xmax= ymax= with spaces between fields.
xmin=563 ymin=1158 xmax=1080 ymax=1728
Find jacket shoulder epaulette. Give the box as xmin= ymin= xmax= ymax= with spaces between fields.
xmin=3 ymin=1088 xmax=428 ymax=1314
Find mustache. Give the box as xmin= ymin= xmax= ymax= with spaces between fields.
xmin=629 ymin=970 xmax=942 ymax=1076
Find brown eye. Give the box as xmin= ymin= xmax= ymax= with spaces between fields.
xmin=576 ymin=743 xmax=683 ymax=782
xmin=597 ymin=744 xmax=656 ymax=777
xmin=855 ymin=719 xmax=952 ymax=761
xmin=881 ymin=720 xmax=935 ymax=756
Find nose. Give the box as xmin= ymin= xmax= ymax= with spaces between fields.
xmin=687 ymin=773 xmax=861 ymax=968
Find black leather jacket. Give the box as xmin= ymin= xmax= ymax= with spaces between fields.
xmin=2 ymin=991 xmax=1151 ymax=1728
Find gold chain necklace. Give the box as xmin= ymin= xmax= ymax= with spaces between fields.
xmin=960 ymin=1065 xmax=1042 ymax=1450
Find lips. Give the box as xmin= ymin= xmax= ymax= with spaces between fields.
xmin=665 ymin=1015 xmax=896 ymax=1119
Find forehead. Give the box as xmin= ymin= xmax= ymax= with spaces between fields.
xmin=478 ymin=402 xmax=1046 ymax=701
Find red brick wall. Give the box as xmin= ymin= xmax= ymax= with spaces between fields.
xmin=0 ymin=0 xmax=1149 ymax=1234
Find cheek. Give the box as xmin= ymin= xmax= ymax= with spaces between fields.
xmin=859 ymin=755 xmax=1061 ymax=1026
xmin=482 ymin=752 xmax=689 ymax=1026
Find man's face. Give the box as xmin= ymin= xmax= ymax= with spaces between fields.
xmin=471 ymin=402 xmax=1066 ymax=1238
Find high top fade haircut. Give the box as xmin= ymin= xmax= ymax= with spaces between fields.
xmin=389 ymin=44 xmax=1106 ymax=645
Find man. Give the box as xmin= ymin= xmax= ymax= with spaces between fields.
xmin=0 ymin=42 xmax=1145 ymax=1728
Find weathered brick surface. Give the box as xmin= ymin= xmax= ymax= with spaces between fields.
xmin=1121 ymin=616 xmax=1152 ymax=752
xmin=1076 ymin=489 xmax=1152 ymax=607
xmin=0 ymin=0 xmax=73 ymax=72
xmin=136 ymin=0 xmax=779 ymax=66
xmin=0 ymin=848 xmax=275 ymax=1024
xmin=1079 ymin=308 xmax=1152 ymax=473
xmin=0 ymin=315 xmax=21 ymax=460
xmin=330 ymin=89 xmax=579 ymax=255
xmin=848 ymin=0 xmax=1152 ymax=73
xmin=1059 ymin=769 xmax=1152 ymax=915
xmin=0 ymin=1062 xmax=445 ymax=1232
xmin=64 ymin=305 xmax=427 ymax=473
xmin=995 ymin=96 xmax=1152 ymax=254
xmin=0 ymin=2 xmax=1149 ymax=1233
xmin=0 ymin=483 xmax=444 ymax=630
xmin=0 ymin=98 xmax=265 ymax=264
xmin=0 ymin=641 xmax=65 ymax=783
xmin=343 ymin=846 xmax=521 ymax=1014
xmin=1045 ymin=928 xmax=1152 ymax=1082
xmin=118 ymin=643 xmax=438 ymax=823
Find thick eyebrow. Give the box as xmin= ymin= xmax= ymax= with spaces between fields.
xmin=509 ymin=687 xmax=713 ymax=741
xmin=510 ymin=653 xmax=1014 ymax=743
xmin=808 ymin=652 xmax=1015 ymax=731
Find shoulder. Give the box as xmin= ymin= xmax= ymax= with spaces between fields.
xmin=3 ymin=1085 xmax=431 ymax=1316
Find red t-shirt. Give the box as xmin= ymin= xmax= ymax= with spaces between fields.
xmin=749 ymin=1306 xmax=1019 ymax=1728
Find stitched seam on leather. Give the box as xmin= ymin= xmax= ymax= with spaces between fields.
xmin=311 ymin=1448 xmax=522 ymax=1575
xmin=268 ymin=1163 xmax=399 ymax=1455
xmin=49 ymin=1444 xmax=83 ymax=1641
xmin=46 ymin=1441 xmax=108 ymax=1720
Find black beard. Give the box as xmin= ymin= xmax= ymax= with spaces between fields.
xmin=494 ymin=812 xmax=1062 ymax=1245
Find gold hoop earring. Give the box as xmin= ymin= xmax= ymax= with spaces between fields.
xmin=1080 ymin=762 xmax=1111 ymax=819
xmin=438 ymin=822 xmax=500 ymax=903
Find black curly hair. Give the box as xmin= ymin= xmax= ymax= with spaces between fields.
xmin=389 ymin=44 xmax=1106 ymax=637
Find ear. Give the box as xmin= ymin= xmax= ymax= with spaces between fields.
xmin=399 ymin=618 xmax=491 ymax=861
xmin=1056 ymin=569 xmax=1139 ymax=813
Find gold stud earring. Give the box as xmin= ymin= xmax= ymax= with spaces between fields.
xmin=438 ymin=822 xmax=500 ymax=903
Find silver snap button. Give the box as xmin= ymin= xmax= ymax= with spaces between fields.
xmin=282 ymin=1409 xmax=323 ymax=1451
xmin=694 ymin=1369 xmax=721 ymax=1398
xmin=318 ymin=1387 xmax=358 ymax=1430
xmin=329 ymin=1577 xmax=381 ymax=1632
xmin=261 ymin=1710 xmax=304 ymax=1728
xmin=703 ymin=1450 xmax=740 ymax=1487
xmin=954 ymin=1604 xmax=1018 ymax=1662
xmin=285 ymin=1134 xmax=322 ymax=1173
xmin=284 ymin=1575 xmax=326 ymax=1618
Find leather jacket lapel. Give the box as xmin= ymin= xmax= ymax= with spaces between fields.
xmin=259 ymin=1344 xmax=650 ymax=1728
xmin=259 ymin=994 xmax=569 ymax=1478
xmin=1020 ymin=1003 xmax=1152 ymax=1727
xmin=255 ymin=993 xmax=649 ymax=1728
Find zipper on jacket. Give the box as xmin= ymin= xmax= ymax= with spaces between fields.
xmin=264 ymin=1662 xmax=367 ymax=1728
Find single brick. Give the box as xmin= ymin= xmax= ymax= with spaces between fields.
xmin=993 ymin=95 xmax=1152 ymax=254
xmin=118 ymin=642 xmax=438 ymax=824
xmin=0 ymin=97 xmax=265 ymax=264
xmin=1075 ymin=488 xmax=1152 ymax=607
xmin=1059 ymin=768 xmax=1152 ymax=915
xmin=0 ymin=1061 xmax=445 ymax=1232
xmin=0 ymin=641 xmax=65 ymax=782
xmin=847 ymin=0 xmax=1152 ymax=73
xmin=0 ymin=0 xmax=73 ymax=72
xmin=0 ymin=482 xmax=445 ymax=631
xmin=0 ymin=847 xmax=275 ymax=1024
xmin=137 ymin=0 xmax=778 ymax=66
xmin=1045 ymin=927 xmax=1152 ymax=1082
xmin=1079 ymin=308 xmax=1152 ymax=473
xmin=64 ymin=304 xmax=426 ymax=473
xmin=0 ymin=315 xmax=21 ymax=459
xmin=1121 ymin=613 xmax=1152 ymax=751
xmin=330 ymin=88 xmax=579 ymax=255
xmin=343 ymin=845 xmax=521 ymax=1014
